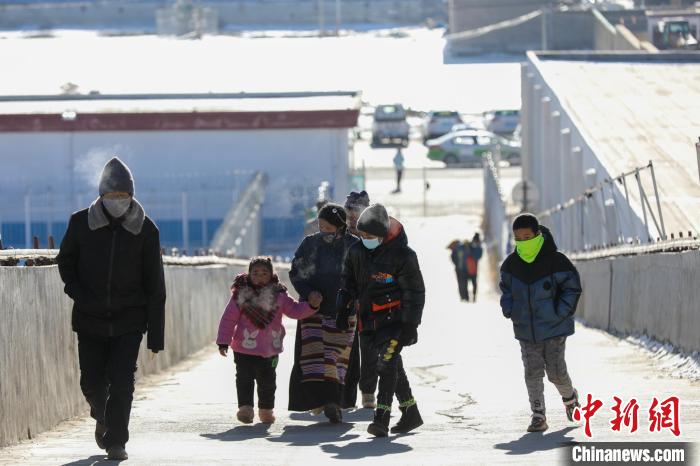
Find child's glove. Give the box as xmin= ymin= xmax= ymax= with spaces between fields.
xmin=398 ymin=322 xmax=418 ymax=346
xmin=335 ymin=289 xmax=353 ymax=331
xmin=308 ymin=291 xmax=323 ymax=310
xmin=218 ymin=344 xmax=229 ymax=357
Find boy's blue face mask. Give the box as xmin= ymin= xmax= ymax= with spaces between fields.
xmin=362 ymin=238 xmax=381 ymax=250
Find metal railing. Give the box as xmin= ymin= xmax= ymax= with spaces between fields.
xmin=209 ymin=171 xmax=267 ymax=258
xmin=538 ymin=160 xmax=667 ymax=252
xmin=483 ymin=152 xmax=511 ymax=262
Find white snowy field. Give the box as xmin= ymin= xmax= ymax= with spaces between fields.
xmin=0 ymin=28 xmax=521 ymax=114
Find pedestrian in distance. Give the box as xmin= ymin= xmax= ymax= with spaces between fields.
xmin=392 ymin=148 xmax=405 ymax=194
xmin=288 ymin=203 xmax=359 ymax=423
xmin=448 ymin=239 xmax=469 ymax=301
xmin=464 ymin=233 xmax=483 ymax=302
xmin=57 ymin=157 xmax=166 ymax=461
xmin=336 ymin=204 xmax=426 ymax=437
xmin=217 ymin=257 xmax=322 ymax=425
xmin=499 ymin=213 xmax=582 ymax=433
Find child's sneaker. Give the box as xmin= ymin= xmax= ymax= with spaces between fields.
xmin=237 ymin=405 xmax=254 ymax=424
xmin=362 ymin=393 xmax=376 ymax=409
xmin=564 ymin=389 xmax=580 ymax=422
xmin=527 ymin=411 xmax=548 ymax=432
xmin=310 ymin=406 xmax=324 ymax=416
xmin=259 ymin=408 xmax=275 ymax=424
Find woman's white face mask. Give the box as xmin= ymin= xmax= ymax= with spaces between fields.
xmin=103 ymin=198 xmax=132 ymax=218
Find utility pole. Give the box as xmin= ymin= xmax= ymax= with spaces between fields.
xmin=335 ymin=0 xmax=341 ymax=36
xmin=541 ymin=2 xmax=548 ymax=51
xmin=318 ymin=0 xmax=325 ymax=36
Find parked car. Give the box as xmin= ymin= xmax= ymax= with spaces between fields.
xmin=484 ymin=109 xmax=520 ymax=135
xmin=372 ymin=104 xmax=410 ymax=147
xmin=450 ymin=122 xmax=484 ymax=133
xmin=422 ymin=111 xmax=462 ymax=142
xmin=426 ymin=129 xmax=521 ymax=167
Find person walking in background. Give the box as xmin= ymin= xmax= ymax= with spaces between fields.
xmin=392 ymin=148 xmax=405 ymax=194
xmin=464 ymin=233 xmax=483 ymax=302
xmin=342 ymin=190 xmax=372 ymax=409
xmin=217 ymin=257 xmax=322 ymax=425
xmin=288 ymin=203 xmax=358 ymax=423
xmin=448 ymin=239 xmax=469 ymax=301
xmin=499 ymin=213 xmax=582 ymax=433
xmin=336 ymin=204 xmax=425 ymax=437
xmin=57 ymin=157 xmax=166 ymax=461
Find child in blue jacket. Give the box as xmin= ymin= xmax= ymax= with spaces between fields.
xmin=499 ymin=213 xmax=582 ymax=432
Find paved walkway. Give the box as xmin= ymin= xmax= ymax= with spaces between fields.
xmin=2 ymin=215 xmax=699 ymax=465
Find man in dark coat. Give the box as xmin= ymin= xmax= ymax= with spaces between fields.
xmin=336 ymin=204 xmax=425 ymax=437
xmin=57 ymin=157 xmax=166 ymax=461
xmin=499 ymin=213 xmax=581 ymax=433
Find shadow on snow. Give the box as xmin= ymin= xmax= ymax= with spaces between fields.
xmin=200 ymin=422 xmax=272 ymax=442
xmin=493 ymin=426 xmax=577 ymax=455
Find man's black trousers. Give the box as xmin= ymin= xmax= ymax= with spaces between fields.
xmin=77 ymin=332 xmax=143 ymax=449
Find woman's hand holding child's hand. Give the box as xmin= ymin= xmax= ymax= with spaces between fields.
xmin=218 ymin=344 xmax=229 ymax=357
xmin=308 ymin=291 xmax=323 ymax=310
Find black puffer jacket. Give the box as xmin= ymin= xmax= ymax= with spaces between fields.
xmin=289 ymin=232 xmax=358 ymax=318
xmin=57 ymin=208 xmax=166 ymax=351
xmin=341 ymin=218 xmax=425 ymax=332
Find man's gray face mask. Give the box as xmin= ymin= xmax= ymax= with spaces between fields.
xmin=103 ymin=198 xmax=132 ymax=218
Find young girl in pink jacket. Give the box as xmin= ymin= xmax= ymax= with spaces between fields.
xmin=217 ymin=257 xmax=322 ymax=424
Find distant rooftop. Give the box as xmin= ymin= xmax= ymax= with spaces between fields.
xmin=0 ymin=91 xmax=362 ymax=131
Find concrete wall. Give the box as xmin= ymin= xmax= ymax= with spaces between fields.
xmin=593 ymin=9 xmax=651 ymax=51
xmin=448 ymin=0 xmax=548 ymax=34
xmin=448 ymin=9 xmax=594 ymax=55
xmin=575 ymin=249 xmax=700 ymax=353
xmin=0 ymin=260 xmax=292 ymax=447
xmin=0 ymin=0 xmax=447 ymax=30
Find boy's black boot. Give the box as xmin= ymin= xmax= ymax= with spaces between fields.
xmin=391 ymin=402 xmax=423 ymax=434
xmin=367 ymin=408 xmax=391 ymax=437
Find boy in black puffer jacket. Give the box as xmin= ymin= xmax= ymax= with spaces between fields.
xmin=499 ymin=213 xmax=582 ymax=433
xmin=336 ymin=204 xmax=426 ymax=437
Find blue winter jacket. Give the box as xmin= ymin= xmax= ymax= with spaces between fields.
xmin=499 ymin=226 xmax=582 ymax=343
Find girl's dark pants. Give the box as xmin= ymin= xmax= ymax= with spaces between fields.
xmin=234 ymin=352 xmax=278 ymax=409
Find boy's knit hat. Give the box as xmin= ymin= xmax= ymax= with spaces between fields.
xmin=512 ymin=213 xmax=539 ymax=232
xmin=99 ymin=157 xmax=134 ymax=196
xmin=318 ymin=203 xmax=347 ymax=229
xmin=357 ymin=204 xmax=390 ymax=238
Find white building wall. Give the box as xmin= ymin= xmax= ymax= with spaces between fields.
xmin=0 ymin=127 xmax=350 ymax=222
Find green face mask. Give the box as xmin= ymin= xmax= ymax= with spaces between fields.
xmin=515 ymin=233 xmax=545 ymax=264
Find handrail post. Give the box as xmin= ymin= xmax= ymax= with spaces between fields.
xmin=634 ymin=168 xmax=650 ymax=242
xmin=648 ymin=160 xmax=666 ymax=240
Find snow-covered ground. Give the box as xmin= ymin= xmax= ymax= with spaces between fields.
xmin=0 ymin=28 xmax=521 ymax=114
